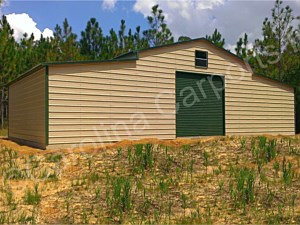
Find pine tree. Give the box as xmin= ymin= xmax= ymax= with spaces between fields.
xmin=118 ymin=19 xmax=126 ymax=51
xmin=34 ymin=35 xmax=56 ymax=62
xmin=109 ymin=28 xmax=119 ymax=57
xmin=19 ymin=33 xmax=37 ymax=71
xmin=254 ymin=0 xmax=294 ymax=80
xmin=80 ymin=18 xmax=103 ymax=60
xmin=0 ymin=15 xmax=17 ymax=128
xmin=125 ymin=28 xmax=134 ymax=51
xmin=206 ymin=29 xmax=225 ymax=48
xmin=143 ymin=4 xmax=174 ymax=47
xmin=235 ymin=33 xmax=249 ymax=59
xmin=53 ymin=18 xmax=81 ymax=61
xmin=133 ymin=26 xmax=148 ymax=50
xmin=101 ymin=28 xmax=119 ymax=59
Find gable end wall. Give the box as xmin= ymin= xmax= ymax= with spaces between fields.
xmin=46 ymin=40 xmax=295 ymax=149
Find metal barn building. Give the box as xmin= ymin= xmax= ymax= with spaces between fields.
xmin=8 ymin=38 xmax=296 ymax=149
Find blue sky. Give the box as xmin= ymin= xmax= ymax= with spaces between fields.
xmin=1 ymin=0 xmax=300 ymax=50
xmin=2 ymin=1 xmax=148 ymax=36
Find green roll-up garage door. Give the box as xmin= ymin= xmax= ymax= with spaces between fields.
xmin=176 ymin=71 xmax=225 ymax=137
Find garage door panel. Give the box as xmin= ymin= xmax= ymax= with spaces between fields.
xmin=176 ymin=72 xmax=225 ymax=137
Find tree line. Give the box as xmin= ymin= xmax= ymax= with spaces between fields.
xmin=0 ymin=1 xmax=299 ymax=132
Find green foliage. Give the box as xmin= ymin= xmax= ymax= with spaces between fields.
xmin=129 ymin=143 xmax=154 ymax=173
xmin=253 ymin=0 xmax=296 ymax=81
xmin=273 ymin=161 xmax=280 ymax=177
xmin=106 ymin=176 xmax=132 ymax=217
xmin=0 ymin=147 xmax=30 ymax=180
xmin=46 ymin=154 xmax=62 ymax=163
xmin=236 ymin=33 xmax=250 ymax=59
xmin=182 ymin=144 xmax=190 ymax=155
xmin=88 ymin=172 xmax=100 ymax=183
xmin=95 ymin=186 xmax=101 ymax=200
xmin=178 ymin=36 xmax=191 ymax=42
xmin=143 ymin=4 xmax=174 ymax=47
xmin=203 ymin=151 xmax=209 ymax=167
xmin=265 ymin=139 xmax=277 ymax=162
xmin=206 ymin=28 xmax=225 ymax=48
xmin=158 ymin=179 xmax=169 ymax=196
xmin=259 ymin=136 xmax=267 ymax=149
xmin=282 ymin=157 xmax=293 ymax=189
xmin=53 ymin=18 xmax=82 ymax=61
xmin=24 ymin=184 xmax=41 ymax=205
xmin=253 ymin=137 xmax=277 ymax=165
xmin=80 ymin=18 xmax=103 ymax=60
xmin=240 ymin=137 xmax=247 ymax=149
xmin=230 ymin=167 xmax=255 ymax=207
xmin=181 ymin=193 xmax=188 ymax=216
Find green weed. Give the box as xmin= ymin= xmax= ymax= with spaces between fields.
xmin=24 ymin=184 xmax=41 ymax=205
xmin=203 ymin=151 xmax=209 ymax=168
xmin=182 ymin=145 xmax=191 ymax=155
xmin=273 ymin=161 xmax=280 ymax=177
xmin=282 ymin=157 xmax=293 ymax=190
xmin=181 ymin=193 xmax=188 ymax=217
xmin=88 ymin=172 xmax=100 ymax=183
xmin=95 ymin=186 xmax=101 ymax=200
xmin=130 ymin=144 xmax=154 ymax=173
xmin=231 ymin=167 xmax=255 ymax=208
xmin=106 ymin=176 xmax=132 ymax=216
xmin=46 ymin=154 xmax=62 ymax=163
xmin=158 ymin=179 xmax=169 ymax=197
xmin=240 ymin=137 xmax=246 ymax=150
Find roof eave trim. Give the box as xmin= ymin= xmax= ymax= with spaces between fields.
xmin=8 ymin=57 xmax=138 ymax=86
xmin=113 ymin=51 xmax=139 ymax=60
xmin=8 ymin=64 xmax=46 ymax=86
xmin=45 ymin=57 xmax=137 ymax=66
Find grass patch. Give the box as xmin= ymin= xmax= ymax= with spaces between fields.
xmin=24 ymin=184 xmax=41 ymax=205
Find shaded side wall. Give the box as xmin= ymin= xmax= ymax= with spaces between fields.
xmin=9 ymin=68 xmax=46 ymax=149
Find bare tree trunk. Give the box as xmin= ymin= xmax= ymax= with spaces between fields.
xmin=278 ymin=39 xmax=282 ymax=81
xmin=1 ymin=79 xmax=4 ymax=130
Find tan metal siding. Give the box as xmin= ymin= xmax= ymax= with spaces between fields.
xmin=138 ymin=41 xmax=295 ymax=136
xmin=48 ymin=40 xmax=295 ymax=147
xmin=48 ymin=62 xmax=175 ymax=145
xmin=9 ymin=68 xmax=46 ymax=148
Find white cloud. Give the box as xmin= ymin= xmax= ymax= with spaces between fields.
xmin=226 ymin=42 xmax=253 ymax=54
xmin=133 ymin=0 xmax=300 ymax=46
xmin=133 ymin=0 xmax=158 ymax=16
xmin=133 ymin=0 xmax=223 ymax=40
xmin=102 ymin=0 xmax=117 ymax=9
xmin=226 ymin=43 xmax=236 ymax=53
xmin=195 ymin=0 xmax=225 ymax=10
xmin=6 ymin=13 xmax=53 ymax=41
